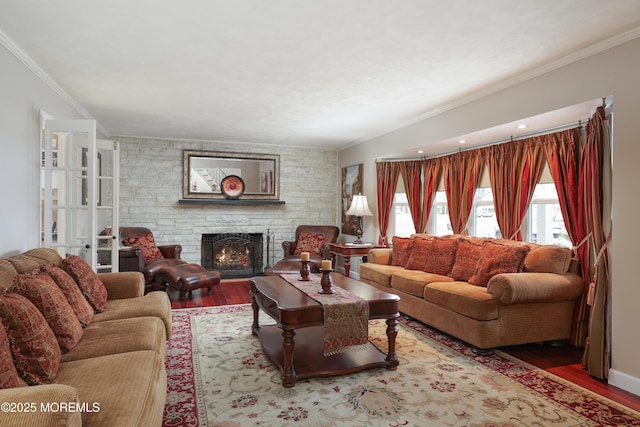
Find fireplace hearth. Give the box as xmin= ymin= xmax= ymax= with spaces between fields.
xmin=201 ymin=233 xmax=263 ymax=278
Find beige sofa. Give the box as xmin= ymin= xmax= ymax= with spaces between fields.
xmin=0 ymin=248 xmax=171 ymax=426
xmin=359 ymin=234 xmax=584 ymax=353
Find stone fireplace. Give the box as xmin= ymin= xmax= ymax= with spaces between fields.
xmin=201 ymin=233 xmax=263 ymax=278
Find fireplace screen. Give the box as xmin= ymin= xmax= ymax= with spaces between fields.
xmin=202 ymin=233 xmax=263 ymax=278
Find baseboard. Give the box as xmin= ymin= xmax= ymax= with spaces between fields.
xmin=609 ymin=369 xmax=640 ymax=397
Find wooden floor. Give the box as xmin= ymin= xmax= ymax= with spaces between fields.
xmin=168 ymin=279 xmax=640 ymax=413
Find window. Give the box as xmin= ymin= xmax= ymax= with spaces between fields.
xmin=468 ymin=187 xmax=500 ymax=238
xmin=393 ymin=193 xmax=415 ymax=237
xmin=428 ymin=191 xmax=452 ymax=236
xmin=525 ymin=183 xmax=571 ymax=248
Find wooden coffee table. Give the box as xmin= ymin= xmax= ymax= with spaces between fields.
xmin=250 ymin=274 xmax=400 ymax=387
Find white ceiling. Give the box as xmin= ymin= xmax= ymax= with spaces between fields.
xmin=1 ymin=1 xmax=639 ymax=154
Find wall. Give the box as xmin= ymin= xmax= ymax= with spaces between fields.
xmin=339 ymin=37 xmax=640 ymax=395
xmin=117 ymin=137 xmax=339 ymax=267
xmin=0 ymin=43 xmax=99 ymax=257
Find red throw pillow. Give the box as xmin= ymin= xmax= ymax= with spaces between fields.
xmin=13 ymin=271 xmax=84 ymax=352
xmin=405 ymin=238 xmax=434 ymax=271
xmin=0 ymin=320 xmax=28 ymax=389
xmin=422 ymin=237 xmax=460 ymax=276
xmin=0 ymin=293 xmax=61 ymax=385
xmin=122 ymin=232 xmax=164 ymax=263
xmin=40 ymin=264 xmax=94 ymax=327
xmin=62 ymin=255 xmax=108 ymax=313
xmin=450 ymin=239 xmax=484 ymax=281
xmin=294 ymin=232 xmax=328 ymax=255
xmin=391 ymin=236 xmax=413 ymax=267
xmin=469 ymin=241 xmax=531 ymax=287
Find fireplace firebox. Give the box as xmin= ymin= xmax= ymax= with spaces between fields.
xmin=201 ymin=233 xmax=263 ymax=278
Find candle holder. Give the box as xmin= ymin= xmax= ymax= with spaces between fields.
xmin=318 ymin=269 xmax=335 ymax=294
xmin=298 ymin=260 xmax=311 ymax=281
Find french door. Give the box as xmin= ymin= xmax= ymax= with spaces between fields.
xmin=41 ymin=119 xmax=119 ymax=272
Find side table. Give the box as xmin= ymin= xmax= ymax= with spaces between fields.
xmin=327 ymin=242 xmax=384 ymax=277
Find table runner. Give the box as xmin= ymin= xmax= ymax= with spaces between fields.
xmin=280 ymin=274 xmax=369 ymax=356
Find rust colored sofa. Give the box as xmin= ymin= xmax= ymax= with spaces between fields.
xmin=266 ymin=225 xmax=340 ymax=274
xmin=358 ymin=234 xmax=584 ymax=353
xmin=0 ymin=248 xmax=171 ymax=426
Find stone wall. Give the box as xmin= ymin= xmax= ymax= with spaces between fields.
xmin=117 ymin=137 xmax=339 ymax=268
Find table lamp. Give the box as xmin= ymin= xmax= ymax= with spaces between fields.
xmin=346 ymin=193 xmax=373 ymax=244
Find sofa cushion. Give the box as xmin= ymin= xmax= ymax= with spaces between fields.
xmin=0 ymin=321 xmax=28 ymax=389
xmin=21 ymin=248 xmax=64 ymax=267
xmin=294 ymin=232 xmax=327 ymax=255
xmin=359 ymin=263 xmax=405 ymax=288
xmin=450 ymin=239 xmax=483 ymax=281
xmin=93 ymin=292 xmax=172 ymax=339
xmin=469 ymin=241 xmax=530 ymax=287
xmin=390 ymin=269 xmax=453 ymax=298
xmin=423 ymin=281 xmax=499 ymax=321
xmin=40 ymin=265 xmax=94 ymax=327
xmin=391 ymin=236 xmax=413 ymax=267
xmin=62 ymin=317 xmax=166 ymax=362
xmin=122 ymin=232 xmax=165 ymax=263
xmin=12 ymin=271 xmax=83 ymax=352
xmin=0 ymin=292 xmax=61 ymax=385
xmin=524 ymin=245 xmax=572 ymax=274
xmin=7 ymin=254 xmax=41 ymax=274
xmin=56 ymin=350 xmax=166 ymax=426
xmin=0 ymin=260 xmax=18 ymax=293
xmin=62 ymin=255 xmax=108 ymax=312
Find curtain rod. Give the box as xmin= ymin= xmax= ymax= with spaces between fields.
xmin=376 ymin=120 xmax=584 ymax=163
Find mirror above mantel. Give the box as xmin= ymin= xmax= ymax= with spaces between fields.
xmin=183 ymin=150 xmax=280 ymax=201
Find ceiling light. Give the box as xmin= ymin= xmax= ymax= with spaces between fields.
xmin=458 ymin=139 xmax=466 ymax=144
xmin=517 ymin=124 xmax=527 ymax=129
xmin=418 ymin=150 xmax=424 ymax=154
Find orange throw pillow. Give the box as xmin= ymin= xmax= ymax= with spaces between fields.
xmin=469 ymin=241 xmax=530 ymax=286
xmin=62 ymin=255 xmax=108 ymax=313
xmin=0 ymin=293 xmax=61 ymax=385
xmin=13 ymin=271 xmax=83 ymax=353
xmin=422 ymin=237 xmax=460 ymax=276
xmin=450 ymin=239 xmax=483 ymax=281
xmin=391 ymin=236 xmax=413 ymax=267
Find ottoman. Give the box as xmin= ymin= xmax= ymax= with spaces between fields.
xmin=155 ymin=263 xmax=221 ymax=300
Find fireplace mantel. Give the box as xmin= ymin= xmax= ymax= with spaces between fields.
xmin=179 ymin=199 xmax=285 ymax=205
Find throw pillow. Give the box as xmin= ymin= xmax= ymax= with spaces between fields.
xmin=469 ymin=241 xmax=531 ymax=287
xmin=404 ymin=237 xmax=434 ymax=271
xmin=0 ymin=320 xmax=28 ymax=389
xmin=40 ymin=264 xmax=94 ymax=327
xmin=422 ymin=237 xmax=460 ymax=276
xmin=450 ymin=239 xmax=484 ymax=281
xmin=391 ymin=236 xmax=413 ymax=267
xmin=294 ymin=232 xmax=328 ymax=255
xmin=62 ymin=255 xmax=108 ymax=313
xmin=122 ymin=232 xmax=164 ymax=263
xmin=13 ymin=271 xmax=84 ymax=352
xmin=0 ymin=292 xmax=61 ymax=385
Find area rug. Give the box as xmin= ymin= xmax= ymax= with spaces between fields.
xmin=163 ymin=305 xmax=640 ymax=426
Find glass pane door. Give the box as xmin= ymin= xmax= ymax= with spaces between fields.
xmin=95 ymin=139 xmax=119 ymax=272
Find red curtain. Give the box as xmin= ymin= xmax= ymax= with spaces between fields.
xmin=581 ymin=106 xmax=611 ymax=379
xmin=376 ymin=162 xmax=400 ymax=246
xmin=422 ymin=158 xmax=443 ymax=233
xmin=484 ymin=139 xmax=545 ymax=240
xmin=399 ymin=161 xmax=424 ymax=234
xmin=443 ymin=151 xmax=484 ymax=234
xmin=542 ymin=127 xmax=589 ymax=346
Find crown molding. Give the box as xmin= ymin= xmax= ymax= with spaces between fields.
xmin=0 ymin=29 xmax=111 ymax=138
xmin=345 ymin=26 xmax=640 ymax=149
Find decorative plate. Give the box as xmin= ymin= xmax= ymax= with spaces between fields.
xmin=220 ymin=175 xmax=245 ymax=199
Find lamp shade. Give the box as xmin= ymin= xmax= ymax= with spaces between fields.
xmin=346 ymin=194 xmax=373 ymax=217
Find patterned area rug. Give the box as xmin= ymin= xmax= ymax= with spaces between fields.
xmin=163 ymin=305 xmax=640 ymax=426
